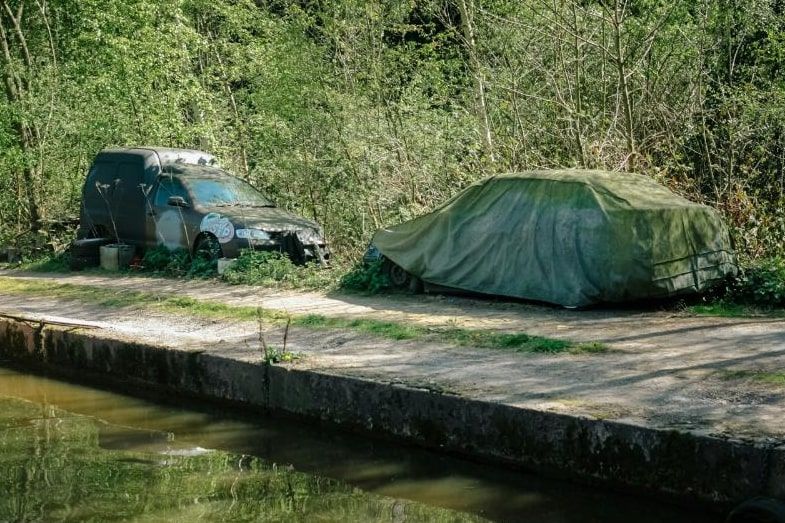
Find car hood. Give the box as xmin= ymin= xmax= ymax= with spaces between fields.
xmin=205 ymin=205 xmax=321 ymax=234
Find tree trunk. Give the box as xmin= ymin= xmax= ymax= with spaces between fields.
xmin=610 ymin=0 xmax=636 ymax=169
xmin=457 ymin=0 xmax=495 ymax=163
xmin=0 ymin=2 xmax=42 ymax=230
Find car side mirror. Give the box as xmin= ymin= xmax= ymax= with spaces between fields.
xmin=167 ymin=196 xmax=189 ymax=208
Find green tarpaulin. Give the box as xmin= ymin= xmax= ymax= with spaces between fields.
xmin=373 ymin=170 xmax=737 ymax=307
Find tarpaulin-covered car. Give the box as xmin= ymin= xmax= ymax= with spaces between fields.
xmin=369 ymin=170 xmax=737 ymax=307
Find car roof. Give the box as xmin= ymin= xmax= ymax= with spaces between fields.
xmin=96 ymin=147 xmax=217 ymax=168
xmin=486 ymin=169 xmax=699 ymax=210
xmin=159 ymin=163 xmax=233 ymax=179
xmin=493 ymin=169 xmax=646 ymax=184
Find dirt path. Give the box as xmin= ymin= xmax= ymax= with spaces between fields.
xmin=1 ymin=270 xmax=785 ymax=442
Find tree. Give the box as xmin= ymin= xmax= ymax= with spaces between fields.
xmin=0 ymin=0 xmax=57 ymax=230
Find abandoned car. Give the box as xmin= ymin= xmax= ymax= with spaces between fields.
xmin=367 ymin=170 xmax=737 ymax=307
xmin=72 ymin=147 xmax=329 ymax=268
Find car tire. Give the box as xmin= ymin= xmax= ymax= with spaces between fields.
xmin=726 ymin=497 xmax=785 ymax=523
xmin=71 ymin=237 xmax=112 ymax=255
xmin=383 ymin=258 xmax=412 ymax=289
xmin=69 ymin=238 xmax=111 ymax=270
xmin=194 ymin=234 xmax=223 ymax=261
xmin=408 ymin=276 xmax=424 ymax=293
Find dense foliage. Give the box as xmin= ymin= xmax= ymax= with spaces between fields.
xmin=137 ymin=244 xmax=338 ymax=289
xmin=1 ymin=0 xmax=784 ymax=260
xmin=728 ymin=257 xmax=785 ymax=307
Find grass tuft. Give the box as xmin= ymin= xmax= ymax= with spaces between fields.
xmin=436 ymin=328 xmax=574 ymax=353
xmin=17 ymin=252 xmax=71 ymax=273
xmin=688 ymin=301 xmax=782 ymax=318
xmin=570 ymin=342 xmax=609 ymax=354
xmin=717 ymin=369 xmax=785 ymax=386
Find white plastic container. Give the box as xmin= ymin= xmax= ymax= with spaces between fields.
xmin=99 ymin=244 xmax=135 ymax=271
xmin=217 ymin=257 xmax=237 ymax=275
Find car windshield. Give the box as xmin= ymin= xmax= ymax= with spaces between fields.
xmin=185 ymin=177 xmax=274 ymax=208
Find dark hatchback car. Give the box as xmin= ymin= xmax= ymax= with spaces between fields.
xmin=76 ymin=147 xmax=329 ymax=264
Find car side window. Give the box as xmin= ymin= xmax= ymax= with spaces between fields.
xmin=154 ymin=177 xmax=189 ymax=207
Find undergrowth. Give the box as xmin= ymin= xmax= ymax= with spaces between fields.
xmin=14 ymin=252 xmax=71 ymax=273
xmin=689 ymin=256 xmax=785 ymax=316
xmin=10 ymin=246 xmax=394 ymax=295
xmin=138 ymin=247 xmax=339 ymax=290
xmin=221 ymin=250 xmax=336 ymax=290
xmin=140 ymin=246 xmax=216 ymax=279
xmin=730 ymin=257 xmax=785 ymax=307
xmin=339 ymin=260 xmax=389 ymax=293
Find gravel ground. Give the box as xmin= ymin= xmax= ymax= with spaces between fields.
xmin=1 ymin=270 xmax=784 ymax=443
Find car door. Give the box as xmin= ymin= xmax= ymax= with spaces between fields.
xmin=147 ymin=176 xmax=196 ymax=251
xmin=114 ymin=160 xmax=146 ymax=244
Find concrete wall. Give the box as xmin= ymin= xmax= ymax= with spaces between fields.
xmin=1 ymin=316 xmax=782 ymax=512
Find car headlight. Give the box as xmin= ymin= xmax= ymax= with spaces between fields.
xmin=236 ymin=228 xmax=272 ymax=241
xmin=363 ymin=244 xmax=381 ymax=264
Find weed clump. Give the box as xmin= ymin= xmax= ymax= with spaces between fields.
xmin=717 ymin=369 xmax=785 ymax=386
xmin=691 ymin=257 xmax=785 ymax=316
xmin=16 ymin=252 xmax=71 ymax=272
xmin=221 ymin=250 xmax=335 ymax=289
xmin=249 ymin=307 xmax=301 ymax=364
xmin=139 ymin=245 xmax=216 ymax=278
xmin=339 ymin=260 xmax=389 ymax=293
xmin=730 ymin=257 xmax=785 ymax=307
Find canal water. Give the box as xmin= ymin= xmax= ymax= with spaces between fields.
xmin=0 ymin=365 xmax=714 ymax=522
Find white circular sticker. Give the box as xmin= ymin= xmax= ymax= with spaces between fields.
xmin=155 ymin=209 xmax=186 ymax=250
xmin=200 ymin=213 xmax=235 ymax=244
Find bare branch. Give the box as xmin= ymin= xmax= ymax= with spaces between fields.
xmin=2 ymin=0 xmax=33 ymax=73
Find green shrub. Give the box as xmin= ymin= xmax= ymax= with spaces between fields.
xmin=141 ymin=246 xmax=190 ymax=275
xmin=139 ymin=245 xmax=216 ymax=278
xmin=187 ymin=255 xmax=218 ymax=278
xmin=141 ymin=245 xmax=178 ymax=272
xmin=221 ymin=250 xmax=334 ymax=289
xmin=729 ymin=257 xmax=785 ymax=307
xmin=13 ymin=252 xmax=70 ymax=272
xmin=339 ymin=260 xmax=389 ymax=293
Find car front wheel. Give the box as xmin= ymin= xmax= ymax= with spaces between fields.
xmin=382 ymin=258 xmax=422 ymax=293
xmin=386 ymin=260 xmax=409 ymax=288
xmin=194 ymin=235 xmax=223 ymax=261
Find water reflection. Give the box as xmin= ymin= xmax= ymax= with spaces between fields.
xmin=0 ymin=366 xmax=713 ymax=522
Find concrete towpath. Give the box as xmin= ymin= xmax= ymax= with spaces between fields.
xmin=1 ymin=269 xmax=784 ymax=444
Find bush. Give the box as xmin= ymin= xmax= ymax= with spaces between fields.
xmin=339 ymin=260 xmax=389 ymax=293
xmin=220 ymin=250 xmax=334 ymax=289
xmin=139 ymin=245 xmax=216 ymax=278
xmin=729 ymin=257 xmax=785 ymax=307
xmin=14 ymin=251 xmax=71 ymax=272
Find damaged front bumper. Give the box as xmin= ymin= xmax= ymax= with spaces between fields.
xmin=238 ymin=229 xmax=330 ymax=266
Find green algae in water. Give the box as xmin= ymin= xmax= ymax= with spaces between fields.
xmin=0 ymin=397 xmax=482 ymax=522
